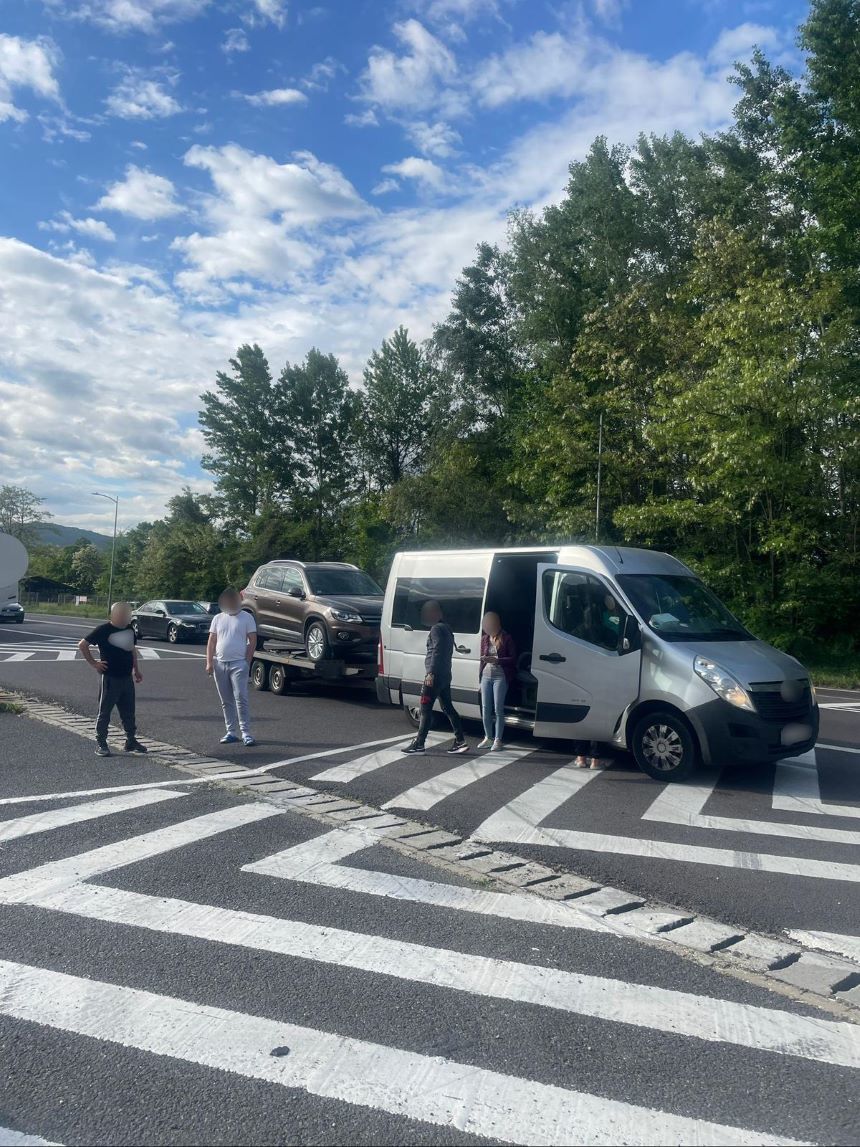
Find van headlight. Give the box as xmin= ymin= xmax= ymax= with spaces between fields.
xmin=694 ymin=656 xmax=755 ymax=711
xmin=330 ymin=608 xmax=362 ymax=623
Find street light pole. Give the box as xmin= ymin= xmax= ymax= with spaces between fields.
xmin=92 ymin=492 xmax=119 ymax=607
xmin=595 ymin=411 xmax=604 ymax=543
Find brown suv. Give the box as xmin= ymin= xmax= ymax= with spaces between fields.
xmin=241 ymin=560 xmax=384 ymax=662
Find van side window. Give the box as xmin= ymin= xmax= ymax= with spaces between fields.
xmin=392 ymin=577 xmax=485 ymax=633
xmin=542 ymin=570 xmax=622 ymax=653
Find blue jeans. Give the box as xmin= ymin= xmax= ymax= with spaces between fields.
xmin=214 ymin=658 xmax=251 ymax=737
xmin=480 ymin=674 xmax=507 ymax=742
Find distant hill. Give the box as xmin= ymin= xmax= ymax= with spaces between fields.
xmin=31 ymin=524 xmax=114 ymax=551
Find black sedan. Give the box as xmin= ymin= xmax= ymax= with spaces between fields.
xmin=131 ymin=599 xmax=213 ymax=643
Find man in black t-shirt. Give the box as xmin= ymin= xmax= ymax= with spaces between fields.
xmin=78 ymin=602 xmax=147 ymax=757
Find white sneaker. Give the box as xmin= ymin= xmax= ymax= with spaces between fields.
xmin=477 ymin=737 xmax=492 ymax=749
xmin=491 ymin=739 xmax=504 ymax=751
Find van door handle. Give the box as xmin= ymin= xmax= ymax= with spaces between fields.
xmin=456 ymin=645 xmax=471 ymax=654
xmin=539 ymin=652 xmax=566 ymax=663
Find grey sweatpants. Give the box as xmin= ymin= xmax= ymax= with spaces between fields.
xmin=96 ymin=674 xmax=136 ymax=742
xmin=213 ymin=658 xmax=252 ymax=737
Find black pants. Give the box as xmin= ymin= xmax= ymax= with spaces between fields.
xmin=96 ymin=674 xmax=136 ymax=742
xmin=416 ymin=680 xmax=464 ymax=746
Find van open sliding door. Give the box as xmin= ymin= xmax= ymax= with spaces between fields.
xmin=532 ymin=564 xmax=641 ymax=742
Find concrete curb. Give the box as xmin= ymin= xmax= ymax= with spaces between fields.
xmin=16 ymin=696 xmax=860 ymax=1016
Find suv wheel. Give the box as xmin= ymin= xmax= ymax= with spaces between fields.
xmin=631 ymin=710 xmax=698 ymax=782
xmin=305 ymin=620 xmax=329 ymax=663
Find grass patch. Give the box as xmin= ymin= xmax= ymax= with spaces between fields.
xmin=25 ymin=602 xmax=107 ymax=619
xmin=0 ymin=700 xmax=24 ymax=714
xmin=806 ymin=658 xmax=860 ymax=690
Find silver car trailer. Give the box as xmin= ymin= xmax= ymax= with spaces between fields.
xmin=376 ymin=545 xmax=819 ymax=781
xmin=250 ymin=645 xmax=376 ymax=695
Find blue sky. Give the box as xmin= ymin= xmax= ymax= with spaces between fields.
xmin=0 ymin=0 xmax=808 ymax=532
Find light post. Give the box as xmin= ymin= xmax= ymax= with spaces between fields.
xmin=92 ymin=492 xmax=119 ymax=608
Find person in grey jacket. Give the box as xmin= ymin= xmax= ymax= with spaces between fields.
xmin=402 ymin=600 xmax=469 ymax=755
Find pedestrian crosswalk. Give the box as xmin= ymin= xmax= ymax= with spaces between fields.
xmin=0 ymin=783 xmax=857 ymax=1145
xmin=0 ymin=643 xmax=204 ymax=661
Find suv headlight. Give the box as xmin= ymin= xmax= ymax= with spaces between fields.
xmin=330 ymin=608 xmax=362 ymax=623
xmin=694 ymin=656 xmax=755 ymax=711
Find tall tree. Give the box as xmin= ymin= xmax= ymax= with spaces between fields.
xmin=199 ymin=345 xmax=290 ymax=528
xmin=280 ymin=349 xmax=359 ymax=560
xmin=358 ymin=327 xmax=444 ymax=490
xmin=0 ymin=485 xmax=52 ymax=543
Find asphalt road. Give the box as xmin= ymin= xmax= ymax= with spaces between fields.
xmin=1 ymin=710 xmax=859 ymax=1146
xmin=1 ymin=613 xmax=858 ymax=946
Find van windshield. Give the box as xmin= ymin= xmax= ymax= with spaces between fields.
xmin=306 ymin=569 xmax=383 ymax=597
xmin=616 ymin=575 xmax=751 ymax=642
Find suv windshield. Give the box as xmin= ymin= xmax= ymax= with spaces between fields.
xmin=306 ymin=569 xmax=383 ymax=597
xmin=164 ymin=601 xmax=207 ymax=615
xmin=616 ymin=575 xmax=750 ymax=642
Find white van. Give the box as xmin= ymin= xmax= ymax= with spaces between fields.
xmin=377 ymin=545 xmax=819 ymax=781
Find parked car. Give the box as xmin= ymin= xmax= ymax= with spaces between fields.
xmin=197 ymin=601 xmax=221 ymax=615
xmin=131 ymin=599 xmax=213 ymax=643
xmin=0 ymin=601 xmax=24 ymax=624
xmin=241 ymin=560 xmax=384 ymax=662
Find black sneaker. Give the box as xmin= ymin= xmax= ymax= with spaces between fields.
xmin=95 ymin=741 xmax=111 ymax=758
xmin=124 ymin=739 xmax=148 ymax=754
xmin=447 ymin=740 xmax=469 ymax=755
xmin=401 ymin=741 xmax=426 ymax=754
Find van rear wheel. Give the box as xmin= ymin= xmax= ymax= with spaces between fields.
xmin=631 ymin=710 xmax=698 ymax=782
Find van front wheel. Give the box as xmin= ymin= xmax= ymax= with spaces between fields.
xmin=631 ymin=710 xmax=698 ymax=782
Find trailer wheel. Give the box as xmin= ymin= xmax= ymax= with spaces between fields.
xmin=269 ymin=664 xmax=290 ymax=695
xmin=631 ymin=709 xmax=698 ymax=782
xmin=251 ymin=660 xmax=269 ymax=691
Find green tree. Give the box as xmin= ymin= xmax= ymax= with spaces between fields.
xmin=0 ymin=485 xmax=52 ymax=544
xmin=70 ymin=544 xmax=105 ymax=593
xmin=199 ymin=344 xmax=290 ymax=528
xmin=358 ymin=326 xmax=445 ymax=490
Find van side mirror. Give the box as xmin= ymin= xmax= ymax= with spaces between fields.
xmin=620 ymin=614 xmax=641 ymax=654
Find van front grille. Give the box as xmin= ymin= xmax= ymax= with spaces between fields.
xmin=749 ymin=682 xmax=812 ymax=724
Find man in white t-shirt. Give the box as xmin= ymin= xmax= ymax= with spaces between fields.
xmin=205 ymin=587 xmax=258 ymax=745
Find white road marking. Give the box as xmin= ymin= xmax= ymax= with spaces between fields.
xmin=0 ymin=789 xmax=185 ymax=842
xmin=310 ymin=733 xmax=449 ymax=783
xmin=3 ymin=652 xmax=33 ymax=661
xmin=382 ymin=746 xmax=534 ymax=810
xmin=786 ymin=929 xmax=860 ymax=964
xmin=16 ymin=877 xmax=860 ymax=1070
xmin=244 ymin=826 xmax=610 ymax=933
xmin=0 ymin=732 xmax=412 ymax=807
xmin=817 ymin=742 xmax=860 ymax=755
xmin=819 ymin=702 xmax=860 ymax=711
xmin=643 ymin=769 xmax=860 ymax=845
xmin=474 ymin=766 xmax=860 ymax=883
xmin=0 ymin=960 xmax=802 ymax=1147
xmin=0 ymin=802 xmax=283 ymax=902
xmin=0 ymin=1127 xmax=60 ymax=1146
xmin=773 ymin=753 xmax=860 ymax=819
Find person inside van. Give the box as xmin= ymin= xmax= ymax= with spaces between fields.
xmin=479 ymin=611 xmax=516 ymax=751
xmin=402 ymin=600 xmax=469 ymax=756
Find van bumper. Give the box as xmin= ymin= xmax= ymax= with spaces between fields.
xmin=687 ymin=699 xmax=819 ymax=766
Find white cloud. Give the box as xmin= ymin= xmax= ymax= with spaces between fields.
xmin=372 ymin=178 xmax=400 ymax=196
xmin=241 ymin=88 xmax=308 ymax=108
xmin=222 ymin=27 xmax=250 ymax=54
xmin=243 ymin=0 xmax=287 ymax=28
xmin=0 ymin=34 xmax=60 ymax=123
xmin=406 ymin=119 xmax=461 ymax=157
xmin=96 ymin=165 xmax=183 ymax=220
xmin=106 ymin=69 xmax=182 ymax=119
xmin=360 ymin=20 xmax=459 ymax=114
xmin=708 ymin=23 xmax=781 ymax=67
xmin=302 ymin=57 xmax=342 ymax=92
xmin=172 ymin=144 xmax=369 ymax=292
xmin=54 ymin=0 xmax=209 ymax=34
xmin=590 ymin=0 xmax=627 ymax=26
xmin=345 ymin=108 xmax=379 ymax=128
xmin=414 ymin=0 xmax=500 ymax=25
xmin=40 ymin=211 xmax=117 ymax=241
xmin=472 ymin=29 xmax=592 ymax=107
xmin=382 ymin=156 xmax=446 ymax=191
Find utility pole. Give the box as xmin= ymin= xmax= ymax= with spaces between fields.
xmin=595 ymin=411 xmax=603 ymax=542
xmin=92 ymin=492 xmax=119 ymax=607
